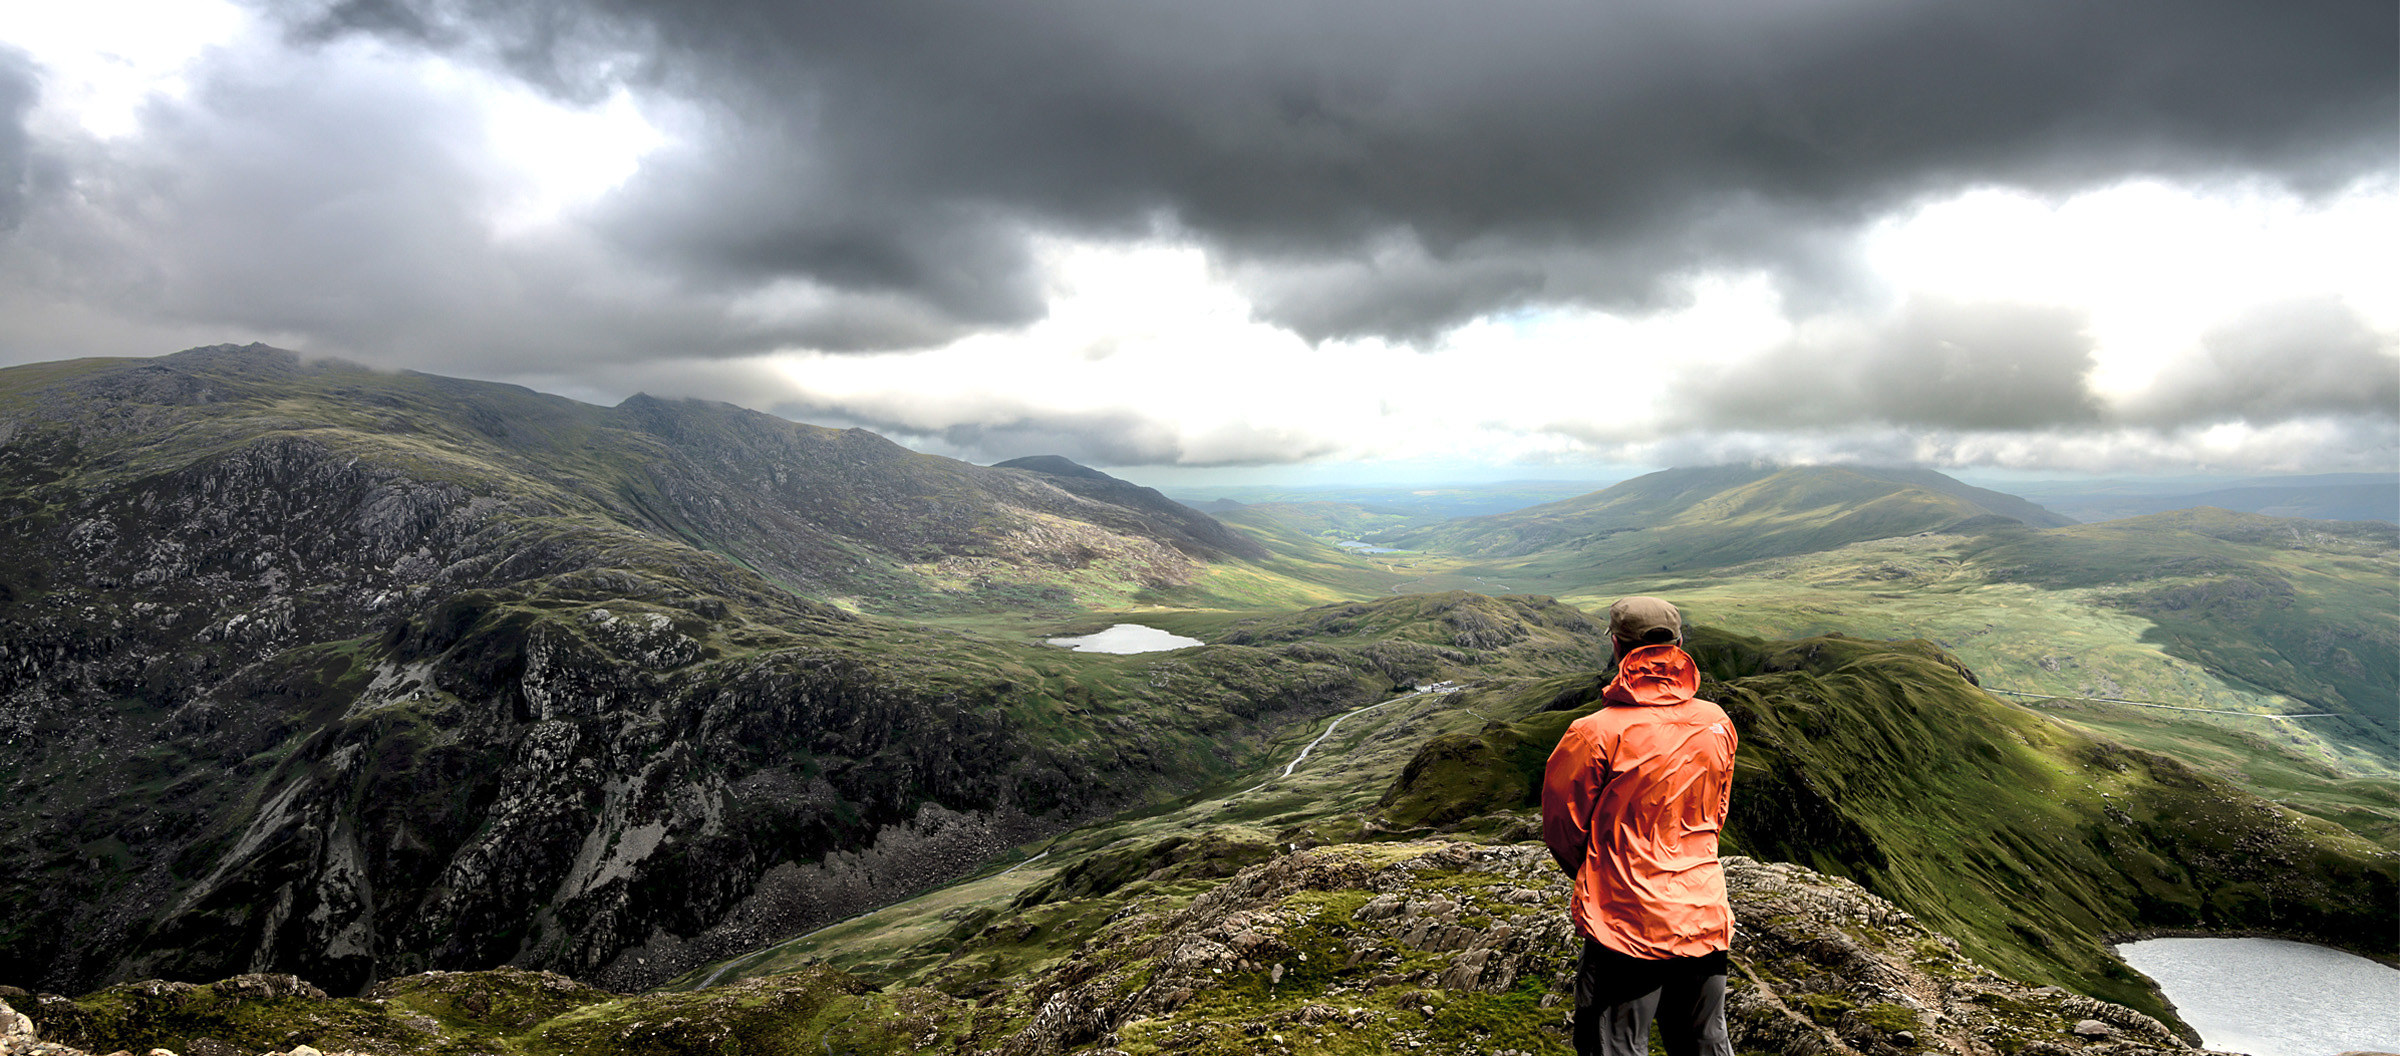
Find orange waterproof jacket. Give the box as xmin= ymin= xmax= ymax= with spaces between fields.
xmin=1541 ymin=643 xmax=1737 ymax=959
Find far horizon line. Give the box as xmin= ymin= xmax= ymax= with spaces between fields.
xmin=1098 ymin=461 xmax=2398 ymax=494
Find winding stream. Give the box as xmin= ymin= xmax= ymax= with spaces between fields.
xmin=1240 ymin=689 xmax=1421 ymax=794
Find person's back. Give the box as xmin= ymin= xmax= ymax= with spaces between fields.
xmin=1541 ymin=597 xmax=1737 ymax=1056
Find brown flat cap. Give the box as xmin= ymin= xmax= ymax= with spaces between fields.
xmin=1608 ymin=596 xmax=1682 ymax=645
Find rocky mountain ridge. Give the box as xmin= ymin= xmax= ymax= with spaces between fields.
xmin=4 ymin=847 xmax=2212 ymax=1056
xmin=4 ymin=344 xmax=2390 ymax=1055
xmin=1 ymin=346 xmax=1596 ymax=996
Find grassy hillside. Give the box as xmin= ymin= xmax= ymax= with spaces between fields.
xmin=1972 ymin=511 xmax=2398 ymax=750
xmin=1376 ymin=630 xmax=2396 ymax=1017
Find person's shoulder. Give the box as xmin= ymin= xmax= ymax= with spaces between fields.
xmin=1689 ymin=698 xmax=1736 ymax=741
xmin=1562 ymin=709 xmax=1611 ymax=738
xmin=1561 ymin=707 xmax=1638 ymax=751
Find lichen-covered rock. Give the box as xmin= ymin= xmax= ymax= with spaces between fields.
xmin=966 ymin=842 xmax=2199 ymax=1056
xmin=8 ymin=841 xmax=2222 ymax=1056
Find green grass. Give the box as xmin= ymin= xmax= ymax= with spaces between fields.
xmin=35 ymin=965 xmax=954 ymax=1056
xmin=2033 ymin=701 xmax=2400 ymax=847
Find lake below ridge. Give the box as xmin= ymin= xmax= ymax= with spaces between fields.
xmin=1045 ymin=624 xmax=1204 ymax=654
xmin=2115 ymin=937 xmax=2399 ymax=1055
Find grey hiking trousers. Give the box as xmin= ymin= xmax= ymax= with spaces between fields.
xmin=1571 ymin=939 xmax=1732 ymax=1056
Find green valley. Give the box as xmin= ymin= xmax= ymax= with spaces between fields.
xmin=2 ymin=346 xmax=2393 ymax=1056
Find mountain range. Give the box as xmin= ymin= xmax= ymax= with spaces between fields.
xmin=1393 ymin=462 xmax=2075 ymax=563
xmin=0 ymin=345 xmax=1408 ymax=995
xmin=0 ymin=344 xmax=2391 ymax=1054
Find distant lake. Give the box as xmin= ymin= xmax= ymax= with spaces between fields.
xmin=1337 ymin=540 xmax=1405 ymax=554
xmin=2116 ymin=937 xmax=2400 ymax=1055
xmin=1045 ymin=624 xmax=1203 ymax=654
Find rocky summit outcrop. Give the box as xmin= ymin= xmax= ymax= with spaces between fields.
xmin=11 ymin=845 xmax=2212 ymax=1056
xmin=986 ymin=842 xmax=2200 ymax=1056
xmin=3 ymin=978 xmax=378 ymax=1055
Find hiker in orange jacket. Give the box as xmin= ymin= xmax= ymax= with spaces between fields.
xmin=1541 ymin=596 xmax=1737 ymax=1056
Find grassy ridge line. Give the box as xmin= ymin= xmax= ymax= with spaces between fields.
xmin=1377 ymin=629 xmax=2397 ymax=1022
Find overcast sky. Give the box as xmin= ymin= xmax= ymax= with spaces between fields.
xmin=1 ymin=1 xmax=2393 ymax=482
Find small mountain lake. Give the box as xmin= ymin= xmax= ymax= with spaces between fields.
xmin=1044 ymin=624 xmax=1203 ymax=653
xmin=2115 ymin=937 xmax=2400 ymax=1055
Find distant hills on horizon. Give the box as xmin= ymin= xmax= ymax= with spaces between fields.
xmin=1989 ymin=472 xmax=2398 ymax=525
xmin=1162 ymin=466 xmax=2397 ymax=528
xmin=1198 ymin=457 xmax=2397 ymax=780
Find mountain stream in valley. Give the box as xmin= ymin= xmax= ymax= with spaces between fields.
xmin=1240 ymin=686 xmax=1435 ymax=794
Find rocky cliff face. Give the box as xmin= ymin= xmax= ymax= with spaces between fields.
xmin=0 ymin=346 xmax=1561 ymax=996
xmin=989 ymin=456 xmax=1266 ymax=563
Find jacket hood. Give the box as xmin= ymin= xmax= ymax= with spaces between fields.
xmin=1601 ymin=643 xmax=1700 ymax=707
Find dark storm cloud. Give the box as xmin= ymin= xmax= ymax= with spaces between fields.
xmin=0 ymin=47 xmax=35 ymax=232
xmin=0 ymin=37 xmax=988 ymax=369
xmin=2126 ymin=298 xmax=2400 ymax=426
xmin=603 ymin=137 xmax=1050 ymax=335
xmin=284 ymin=0 xmax=2396 ymax=341
xmin=1679 ymin=299 xmax=2103 ymax=432
xmin=280 ymin=0 xmax=648 ymax=103
xmin=1238 ymin=241 xmax=1548 ymax=344
xmin=1238 ymin=213 xmax=1862 ymax=343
